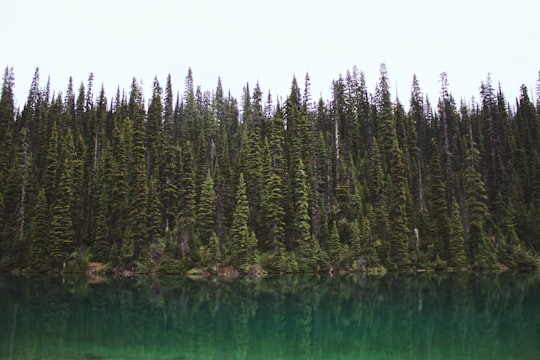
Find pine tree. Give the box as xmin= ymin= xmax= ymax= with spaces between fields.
xmin=375 ymin=63 xmax=397 ymax=166
xmin=230 ymin=173 xmax=251 ymax=269
xmin=318 ymin=197 xmax=330 ymax=249
xmin=196 ymin=171 xmax=216 ymax=245
xmin=2 ymin=127 xmax=31 ymax=267
xmin=314 ymin=130 xmax=330 ymax=242
xmin=240 ymin=84 xmax=264 ymax=237
xmin=93 ymin=144 xmax=113 ymax=262
xmin=207 ymin=231 xmax=221 ymax=272
xmin=0 ymin=67 xmax=15 ymax=190
xmin=181 ymin=68 xmax=198 ymax=145
xmin=437 ymin=72 xmax=459 ymax=202
xmin=260 ymin=107 xmax=287 ymax=253
xmin=367 ymin=138 xmax=386 ymax=214
xmin=214 ymin=90 xmax=237 ymax=243
xmin=2 ymin=65 xmax=540 ymax=273
xmin=292 ymin=157 xmax=312 ymax=259
xmin=163 ymin=74 xmax=174 ymax=139
xmin=428 ymin=142 xmax=450 ymax=262
xmin=81 ymin=88 xmax=101 ymax=248
xmin=70 ymin=133 xmax=84 ymax=249
xmin=161 ymin=142 xmax=179 ymax=234
xmin=160 ymin=76 xmax=178 ymax=233
xmin=350 ymin=219 xmax=362 ymax=261
xmin=177 ymin=141 xmax=196 ymax=258
xmin=388 ymin=139 xmax=411 ymax=269
xmin=464 ymin=139 xmax=496 ymax=268
xmin=49 ymin=130 xmax=75 ymax=270
xmin=409 ymin=74 xmax=427 ymax=217
xmin=246 ymin=230 xmax=258 ymax=270
xmin=335 ymin=158 xmax=351 ymax=223
xmin=448 ymin=197 xmax=467 ymax=268
xmin=328 ymin=220 xmax=342 ymax=267
xmin=127 ymin=79 xmax=148 ymax=262
xmin=367 ymin=137 xmax=389 ymax=258
xmin=110 ymin=120 xmax=131 ymax=262
xmin=146 ymin=77 xmax=164 ymax=176
xmin=29 ymin=188 xmax=49 ymax=271
xmin=44 ymin=119 xmax=59 ymax=207
xmin=359 ymin=211 xmax=379 ymax=266
xmin=147 ymin=173 xmax=162 ymax=246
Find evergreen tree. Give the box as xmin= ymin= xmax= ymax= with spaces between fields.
xmin=1 ymin=65 xmax=539 ymax=273
xmin=350 ymin=219 xmax=362 ymax=261
xmin=428 ymin=141 xmax=450 ymax=262
xmin=464 ymin=139 xmax=496 ymax=267
xmin=177 ymin=141 xmax=196 ymax=258
xmin=240 ymin=84 xmax=264 ymax=237
xmin=163 ymin=74 xmax=175 ymax=139
xmin=327 ymin=220 xmax=342 ymax=267
xmin=181 ymin=68 xmax=198 ymax=145
xmin=29 ymin=188 xmax=49 ymax=271
xmin=448 ymin=197 xmax=467 ymax=268
xmin=147 ymin=173 xmax=162 ymax=246
xmin=93 ymin=144 xmax=113 ymax=262
xmin=230 ymin=173 xmax=251 ymax=269
xmin=207 ymin=231 xmax=221 ymax=272
xmin=260 ymin=107 xmax=287 ymax=253
xmin=146 ymin=77 xmax=164 ymax=176
xmin=109 ymin=120 xmax=131 ymax=261
xmin=437 ymin=73 xmax=460 ymax=203
xmin=367 ymin=138 xmax=386 ymax=225
xmin=44 ymin=119 xmax=59 ymax=207
xmin=196 ymin=171 xmax=216 ymax=245
xmin=0 ymin=67 xmax=15 ymax=189
xmin=375 ymin=63 xmax=397 ymax=166
xmin=160 ymin=142 xmax=179 ymax=233
xmin=49 ymin=130 xmax=75 ymax=270
xmin=70 ymin=133 xmax=84 ymax=249
xmin=409 ymin=74 xmax=427 ymax=217
xmin=388 ymin=139 xmax=411 ymax=269
xmin=2 ymin=127 xmax=30 ymax=267
xmin=292 ymin=157 xmax=312 ymax=258
xmin=359 ymin=211 xmax=379 ymax=266
xmin=127 ymin=79 xmax=149 ymax=262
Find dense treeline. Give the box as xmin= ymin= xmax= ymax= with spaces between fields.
xmin=0 ymin=65 xmax=539 ymax=273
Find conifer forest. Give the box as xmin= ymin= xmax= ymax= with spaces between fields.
xmin=1 ymin=64 xmax=539 ymax=274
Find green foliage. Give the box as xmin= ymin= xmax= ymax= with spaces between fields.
xmin=464 ymin=143 xmax=497 ymax=268
xmin=196 ymin=171 xmax=216 ymax=245
xmin=292 ymin=157 xmax=312 ymax=253
xmin=327 ymin=221 xmax=342 ymax=267
xmin=260 ymin=108 xmax=287 ymax=253
xmin=388 ymin=140 xmax=411 ymax=269
xmin=428 ymin=144 xmax=450 ymax=261
xmin=448 ymin=198 xmax=467 ymax=268
xmin=205 ymin=231 xmax=221 ymax=271
xmin=29 ymin=188 xmax=49 ymax=271
xmin=1 ymin=66 xmax=539 ymax=273
xmin=230 ymin=173 xmax=252 ymax=269
xmin=177 ymin=141 xmax=196 ymax=259
xmin=359 ymin=213 xmax=380 ymax=266
xmin=49 ymin=154 xmax=74 ymax=270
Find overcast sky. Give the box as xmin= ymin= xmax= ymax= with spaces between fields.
xmin=2 ymin=0 xmax=539 ymax=109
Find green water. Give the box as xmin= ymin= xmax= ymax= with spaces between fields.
xmin=1 ymin=272 xmax=539 ymax=360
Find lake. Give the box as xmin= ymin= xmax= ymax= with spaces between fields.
xmin=1 ymin=272 xmax=539 ymax=359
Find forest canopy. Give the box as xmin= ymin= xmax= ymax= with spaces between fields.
xmin=1 ymin=65 xmax=539 ymax=274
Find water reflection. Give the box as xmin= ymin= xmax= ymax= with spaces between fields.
xmin=1 ymin=272 xmax=539 ymax=359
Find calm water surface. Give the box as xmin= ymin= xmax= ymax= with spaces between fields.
xmin=1 ymin=272 xmax=539 ymax=359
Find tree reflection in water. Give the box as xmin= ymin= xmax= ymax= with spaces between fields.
xmin=1 ymin=272 xmax=539 ymax=359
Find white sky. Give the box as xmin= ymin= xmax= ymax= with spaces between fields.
xmin=2 ymin=0 xmax=539 ymax=109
